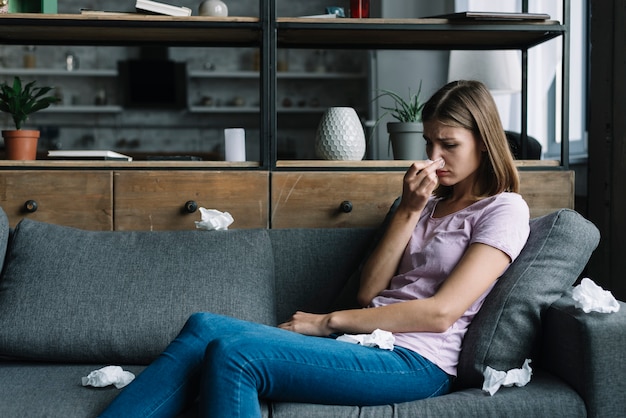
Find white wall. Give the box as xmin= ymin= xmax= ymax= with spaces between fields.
xmin=369 ymin=1 xmax=453 ymax=159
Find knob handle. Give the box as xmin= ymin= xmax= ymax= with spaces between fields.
xmin=339 ymin=200 xmax=353 ymax=213
xmin=184 ymin=200 xmax=198 ymax=213
xmin=23 ymin=200 xmax=38 ymax=213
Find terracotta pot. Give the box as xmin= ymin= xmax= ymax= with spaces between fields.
xmin=2 ymin=130 xmax=40 ymax=160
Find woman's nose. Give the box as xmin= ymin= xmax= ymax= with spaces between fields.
xmin=429 ymin=147 xmax=442 ymax=161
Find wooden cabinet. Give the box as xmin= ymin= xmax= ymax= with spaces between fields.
xmin=114 ymin=171 xmax=269 ymax=230
xmin=0 ymin=12 xmax=573 ymax=231
xmin=0 ymin=170 xmax=113 ymax=230
xmin=271 ymin=171 xmax=403 ymax=228
xmin=0 ymin=165 xmax=575 ymax=231
xmin=519 ymin=170 xmax=574 ymax=218
xmin=272 ymin=169 xmax=575 ymax=228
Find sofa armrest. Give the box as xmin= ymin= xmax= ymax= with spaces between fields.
xmin=542 ymin=294 xmax=626 ymax=418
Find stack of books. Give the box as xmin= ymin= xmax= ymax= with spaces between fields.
xmin=81 ymin=0 xmax=192 ymax=17
xmin=135 ymin=0 xmax=192 ymax=16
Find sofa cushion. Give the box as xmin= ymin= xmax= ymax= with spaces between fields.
xmin=455 ymin=209 xmax=600 ymax=388
xmin=270 ymin=228 xmax=377 ymax=322
xmin=0 ymin=219 xmax=275 ymax=364
xmin=0 ymin=207 xmax=9 ymax=269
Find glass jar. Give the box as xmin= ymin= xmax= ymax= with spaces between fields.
xmin=350 ymin=0 xmax=369 ymax=18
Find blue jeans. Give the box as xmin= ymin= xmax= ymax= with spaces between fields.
xmin=99 ymin=313 xmax=451 ymax=418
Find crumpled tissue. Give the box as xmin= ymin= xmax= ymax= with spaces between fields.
xmin=336 ymin=329 xmax=395 ymax=350
xmin=482 ymin=359 xmax=532 ymax=396
xmin=194 ymin=207 xmax=234 ymax=231
xmin=81 ymin=365 xmax=135 ymax=389
xmin=570 ymin=278 xmax=620 ymax=313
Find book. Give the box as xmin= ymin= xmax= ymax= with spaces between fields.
xmin=427 ymin=11 xmax=550 ymax=21
xmin=47 ymin=150 xmax=133 ymax=161
xmin=135 ymin=0 xmax=192 ymax=17
xmin=299 ymin=14 xmax=339 ymax=19
xmin=80 ymin=9 xmax=137 ymax=15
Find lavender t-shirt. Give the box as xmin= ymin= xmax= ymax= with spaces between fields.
xmin=370 ymin=192 xmax=530 ymax=376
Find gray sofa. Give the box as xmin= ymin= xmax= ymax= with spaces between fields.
xmin=0 ymin=206 xmax=624 ymax=418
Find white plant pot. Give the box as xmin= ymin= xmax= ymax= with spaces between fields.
xmin=387 ymin=122 xmax=425 ymax=160
xmin=315 ymin=107 xmax=366 ymax=161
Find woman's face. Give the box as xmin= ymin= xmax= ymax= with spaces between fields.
xmin=423 ymin=120 xmax=485 ymax=189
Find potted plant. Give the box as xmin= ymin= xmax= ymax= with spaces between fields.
xmin=373 ymin=81 xmax=425 ymax=160
xmin=0 ymin=76 xmax=58 ymax=160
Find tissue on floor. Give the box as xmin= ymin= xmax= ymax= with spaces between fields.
xmin=482 ymin=359 xmax=532 ymax=396
xmin=194 ymin=207 xmax=234 ymax=231
xmin=570 ymin=278 xmax=620 ymax=313
xmin=336 ymin=329 xmax=395 ymax=350
xmin=82 ymin=365 xmax=135 ymax=389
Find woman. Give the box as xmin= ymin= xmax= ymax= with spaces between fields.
xmin=99 ymin=80 xmax=530 ymax=417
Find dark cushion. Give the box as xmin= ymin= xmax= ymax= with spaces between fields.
xmin=455 ymin=209 xmax=600 ymax=388
xmin=0 ymin=207 xmax=9 ymax=269
xmin=0 ymin=219 xmax=276 ymax=364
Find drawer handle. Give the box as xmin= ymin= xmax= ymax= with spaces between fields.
xmin=183 ymin=200 xmax=199 ymax=214
xmin=339 ymin=200 xmax=353 ymax=213
xmin=23 ymin=200 xmax=38 ymax=213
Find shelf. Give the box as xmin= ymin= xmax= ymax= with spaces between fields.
xmin=277 ymin=71 xmax=367 ymax=80
xmin=188 ymin=70 xmax=366 ymax=80
xmin=43 ymin=105 xmax=123 ymax=113
xmin=188 ymin=106 xmax=259 ymax=113
xmin=0 ymin=14 xmax=261 ymax=47
xmin=0 ymin=160 xmax=261 ymax=169
xmin=0 ymin=15 xmax=563 ymax=51
xmin=276 ymin=159 xmax=561 ymax=170
xmin=188 ymin=70 xmax=259 ymax=79
xmin=276 ymin=18 xmax=565 ymax=50
xmin=0 ymin=68 xmax=118 ymax=76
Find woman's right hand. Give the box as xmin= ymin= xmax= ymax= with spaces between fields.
xmin=357 ymin=159 xmax=443 ymax=306
xmin=398 ymin=158 xmax=444 ymax=214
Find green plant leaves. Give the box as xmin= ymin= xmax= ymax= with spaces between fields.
xmin=373 ymin=80 xmax=424 ymax=123
xmin=0 ymin=76 xmax=58 ymax=130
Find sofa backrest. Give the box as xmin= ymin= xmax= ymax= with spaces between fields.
xmin=269 ymin=228 xmax=377 ymax=323
xmin=0 ymin=213 xmax=276 ymax=364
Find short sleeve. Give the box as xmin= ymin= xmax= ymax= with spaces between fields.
xmin=470 ymin=193 xmax=530 ymax=263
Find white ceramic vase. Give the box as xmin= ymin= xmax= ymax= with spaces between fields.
xmin=198 ymin=0 xmax=228 ymax=17
xmin=315 ymin=107 xmax=366 ymax=161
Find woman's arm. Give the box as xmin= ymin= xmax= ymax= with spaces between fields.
xmin=358 ymin=159 xmax=442 ymax=306
xmin=279 ymin=242 xmax=510 ymax=336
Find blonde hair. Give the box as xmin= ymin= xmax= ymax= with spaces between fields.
xmin=421 ymin=80 xmax=520 ymax=198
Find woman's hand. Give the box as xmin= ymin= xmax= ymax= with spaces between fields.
xmin=278 ymin=311 xmax=333 ymax=336
xmin=358 ymin=159 xmax=443 ymax=306
xmin=399 ymin=158 xmax=443 ymax=214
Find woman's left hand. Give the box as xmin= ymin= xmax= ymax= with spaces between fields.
xmin=278 ymin=311 xmax=332 ymax=336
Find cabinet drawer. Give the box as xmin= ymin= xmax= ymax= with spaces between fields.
xmin=0 ymin=170 xmax=113 ymax=230
xmin=114 ymin=171 xmax=269 ymax=230
xmin=519 ymin=170 xmax=574 ymax=218
xmin=271 ymin=171 xmax=403 ymax=228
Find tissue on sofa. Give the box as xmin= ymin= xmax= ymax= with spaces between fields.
xmin=570 ymin=278 xmax=620 ymax=313
xmin=336 ymin=329 xmax=395 ymax=350
xmin=195 ymin=207 xmax=234 ymax=230
xmin=482 ymin=359 xmax=532 ymax=396
xmin=81 ymin=366 xmax=135 ymax=389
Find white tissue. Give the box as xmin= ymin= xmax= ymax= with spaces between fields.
xmin=194 ymin=207 xmax=234 ymax=231
xmin=81 ymin=365 xmax=135 ymax=389
xmin=570 ymin=278 xmax=620 ymax=313
xmin=336 ymin=329 xmax=395 ymax=350
xmin=482 ymin=359 xmax=532 ymax=396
